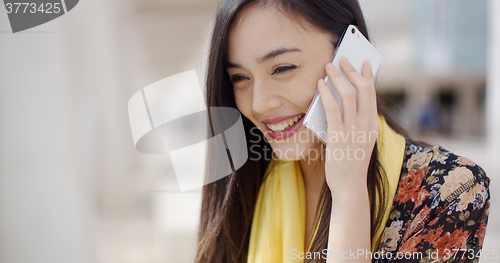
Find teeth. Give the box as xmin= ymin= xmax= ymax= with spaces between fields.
xmin=266 ymin=113 xmax=304 ymax=132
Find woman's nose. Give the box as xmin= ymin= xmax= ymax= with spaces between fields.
xmin=251 ymin=79 xmax=282 ymax=115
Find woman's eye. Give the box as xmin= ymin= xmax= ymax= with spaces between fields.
xmin=230 ymin=74 xmax=248 ymax=83
xmin=272 ymin=65 xmax=297 ymax=75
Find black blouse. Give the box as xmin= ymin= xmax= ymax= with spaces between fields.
xmin=373 ymin=142 xmax=490 ymax=263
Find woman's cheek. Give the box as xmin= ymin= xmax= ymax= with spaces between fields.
xmin=233 ymin=88 xmax=245 ymax=107
xmin=293 ymin=78 xmax=318 ymax=107
xmin=234 ymin=90 xmax=253 ymax=120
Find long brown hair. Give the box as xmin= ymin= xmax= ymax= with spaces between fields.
xmin=196 ymin=0 xmax=428 ymax=262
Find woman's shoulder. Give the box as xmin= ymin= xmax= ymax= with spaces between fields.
xmin=402 ymin=141 xmax=489 ymax=193
xmin=394 ymin=140 xmax=490 ymax=212
xmin=375 ymin=141 xmax=491 ymax=259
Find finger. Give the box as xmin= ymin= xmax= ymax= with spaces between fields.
xmin=317 ymin=78 xmax=342 ymax=138
xmin=360 ymin=60 xmax=374 ymax=84
xmin=357 ymin=60 xmax=377 ymax=118
xmin=339 ymin=57 xmax=370 ymax=85
xmin=325 ymin=61 xmax=356 ymax=123
xmin=338 ymin=58 xmax=373 ymax=115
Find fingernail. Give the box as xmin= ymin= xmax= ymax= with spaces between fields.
xmin=342 ymin=58 xmax=349 ymax=66
xmin=318 ymin=79 xmax=326 ymax=86
xmin=327 ymin=63 xmax=336 ymax=71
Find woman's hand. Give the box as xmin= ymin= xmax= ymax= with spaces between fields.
xmin=318 ymin=58 xmax=379 ymax=263
xmin=317 ymin=57 xmax=380 ymax=197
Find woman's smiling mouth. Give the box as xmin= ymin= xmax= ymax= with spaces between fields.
xmin=261 ymin=113 xmax=305 ymax=140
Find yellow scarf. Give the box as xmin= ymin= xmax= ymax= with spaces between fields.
xmin=247 ymin=115 xmax=406 ymax=262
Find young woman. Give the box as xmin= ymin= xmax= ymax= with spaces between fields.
xmin=196 ymin=0 xmax=490 ymax=262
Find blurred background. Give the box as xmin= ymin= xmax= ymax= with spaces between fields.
xmin=0 ymin=0 xmax=499 ymax=262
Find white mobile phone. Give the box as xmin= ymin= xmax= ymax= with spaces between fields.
xmin=302 ymin=25 xmax=382 ymax=145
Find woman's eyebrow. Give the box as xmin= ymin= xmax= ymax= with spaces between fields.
xmin=258 ymin=48 xmax=301 ymax=63
xmin=226 ymin=61 xmax=242 ymax=69
xmin=226 ymin=47 xmax=302 ymax=69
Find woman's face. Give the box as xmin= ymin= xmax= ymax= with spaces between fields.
xmin=227 ymin=3 xmax=335 ymax=161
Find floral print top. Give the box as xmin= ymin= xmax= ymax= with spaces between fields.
xmin=374 ymin=142 xmax=490 ymax=263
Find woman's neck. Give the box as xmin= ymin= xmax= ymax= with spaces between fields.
xmin=298 ymin=154 xmax=326 ymax=193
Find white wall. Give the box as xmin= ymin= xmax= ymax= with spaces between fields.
xmin=0 ymin=8 xmax=93 ymax=263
